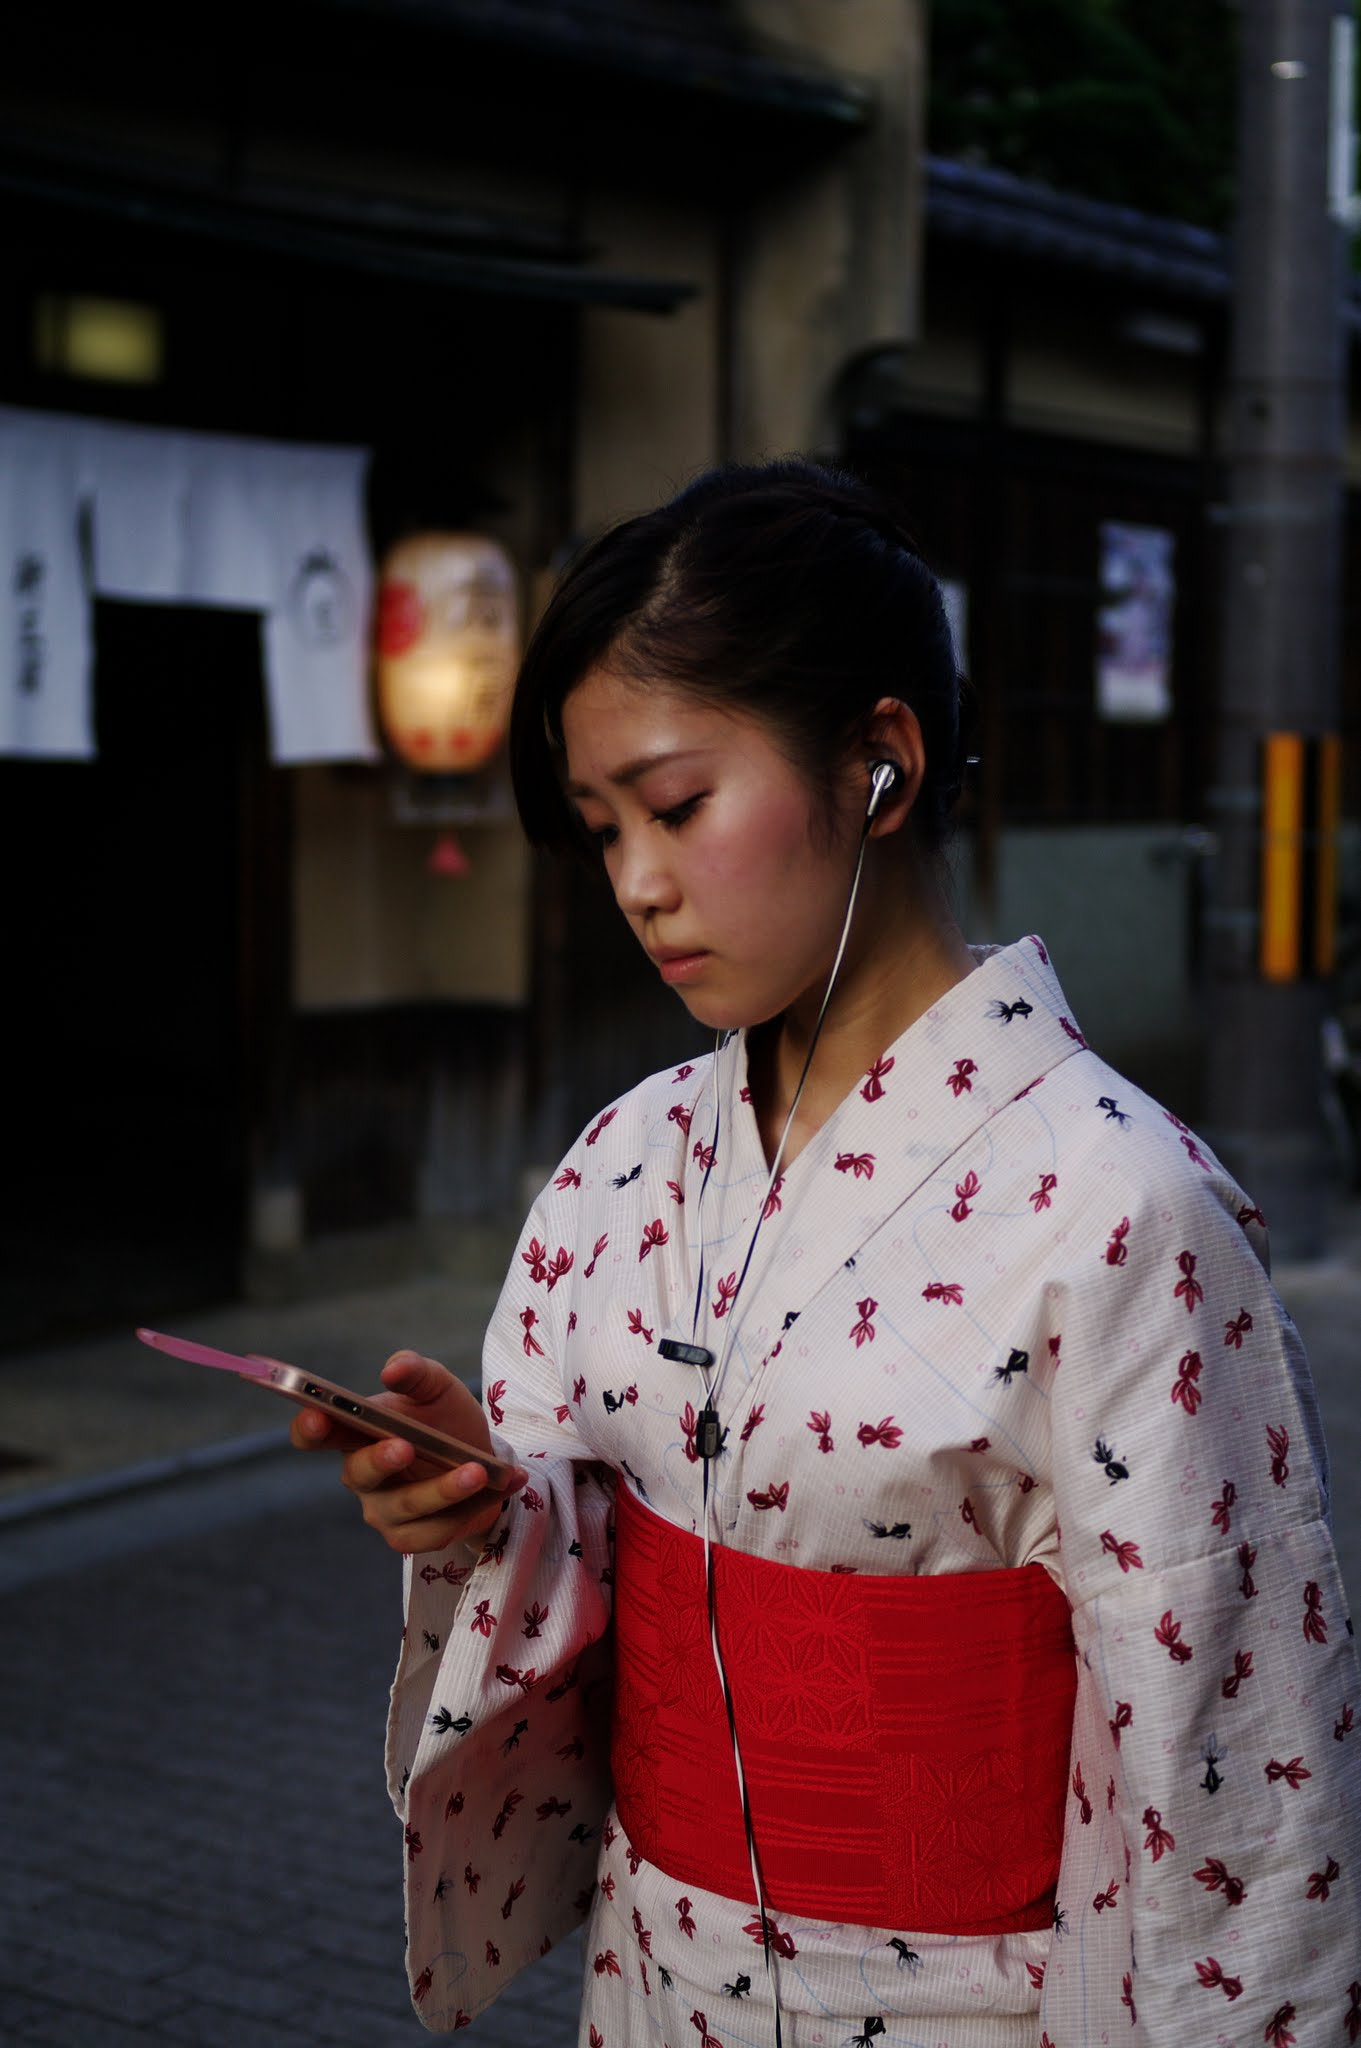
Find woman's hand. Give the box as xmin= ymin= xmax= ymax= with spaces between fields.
xmin=289 ymin=1349 xmax=526 ymax=1554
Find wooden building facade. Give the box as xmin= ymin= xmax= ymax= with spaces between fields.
xmin=0 ymin=0 xmax=923 ymax=1342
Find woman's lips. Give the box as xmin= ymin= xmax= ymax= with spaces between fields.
xmin=653 ymin=950 xmax=709 ymax=985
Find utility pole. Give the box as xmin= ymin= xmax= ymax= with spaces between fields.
xmin=1203 ymin=0 xmax=1352 ymax=1257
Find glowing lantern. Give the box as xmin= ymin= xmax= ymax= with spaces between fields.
xmin=375 ymin=533 xmax=520 ymax=773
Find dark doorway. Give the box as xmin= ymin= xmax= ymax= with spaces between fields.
xmin=1 ymin=600 xmax=273 ymax=1347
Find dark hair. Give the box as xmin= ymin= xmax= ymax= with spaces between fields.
xmin=509 ymin=457 xmax=964 ymax=853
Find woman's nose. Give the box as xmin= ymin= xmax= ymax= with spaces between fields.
xmin=610 ymin=835 xmax=681 ymax=918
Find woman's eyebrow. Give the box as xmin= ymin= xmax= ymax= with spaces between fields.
xmin=564 ymin=748 xmax=705 ymax=800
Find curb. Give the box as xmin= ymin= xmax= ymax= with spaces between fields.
xmin=0 ymin=1425 xmax=295 ymax=1529
xmin=0 ymin=1361 xmax=486 ymax=1531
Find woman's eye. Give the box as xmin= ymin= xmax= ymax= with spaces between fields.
xmin=586 ymin=823 xmax=618 ymax=851
xmin=653 ymin=795 xmax=704 ymax=830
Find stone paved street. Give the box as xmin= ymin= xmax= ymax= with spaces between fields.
xmin=0 ymin=1454 xmax=582 ymax=2048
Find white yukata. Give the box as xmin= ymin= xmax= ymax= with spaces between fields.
xmin=387 ymin=938 xmax=1360 ymax=2046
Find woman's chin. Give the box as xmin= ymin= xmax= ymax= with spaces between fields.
xmin=671 ymin=986 xmax=780 ymax=1034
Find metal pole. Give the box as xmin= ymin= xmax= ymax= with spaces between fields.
xmin=1203 ymin=0 xmax=1351 ymax=1256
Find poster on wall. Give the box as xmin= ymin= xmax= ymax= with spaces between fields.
xmin=1095 ymin=521 xmax=1175 ymax=722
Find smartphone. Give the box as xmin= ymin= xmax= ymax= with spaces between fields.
xmin=134 ymin=1327 xmax=515 ymax=1483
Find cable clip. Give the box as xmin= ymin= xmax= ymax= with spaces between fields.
xmin=659 ymin=1337 xmax=715 ymax=1369
xmin=696 ymin=1406 xmax=723 ymax=1460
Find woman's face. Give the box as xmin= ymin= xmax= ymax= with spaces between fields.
xmin=561 ymin=665 xmax=860 ymax=1030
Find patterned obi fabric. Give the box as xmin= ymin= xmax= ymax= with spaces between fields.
xmin=611 ymin=1480 xmax=1077 ymax=1935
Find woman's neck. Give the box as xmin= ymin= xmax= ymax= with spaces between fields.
xmin=748 ymin=870 xmax=975 ymax=1172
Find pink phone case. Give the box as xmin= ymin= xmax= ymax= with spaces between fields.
xmin=134 ymin=1327 xmax=513 ymax=1481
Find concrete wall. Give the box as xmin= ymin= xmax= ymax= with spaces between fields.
xmin=574 ymin=195 xmax=722 ymax=530
xmin=294 ymin=768 xmax=532 ymax=1009
xmin=733 ymin=0 xmax=925 ymax=456
xmin=953 ymin=824 xmax=1206 ymax=1115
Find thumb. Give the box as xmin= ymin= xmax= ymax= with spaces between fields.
xmin=379 ymin=1352 xmax=452 ymax=1404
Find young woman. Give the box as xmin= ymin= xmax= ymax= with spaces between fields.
xmin=295 ymin=461 xmax=1359 ymax=2046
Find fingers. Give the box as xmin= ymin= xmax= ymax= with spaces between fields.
xmin=374 ymin=1491 xmax=507 ymax=1555
xmin=288 ymin=1404 xmax=375 ymax=1458
xmin=340 ymin=1436 xmax=488 ymax=1503
xmin=289 ymin=1405 xmax=332 ymax=1452
xmin=340 ymin=1433 xmax=422 ymax=1491
xmin=285 ymin=1350 xmax=522 ymax=1553
xmin=288 ymin=1352 xmax=459 ymax=1453
xmin=343 ymin=1446 xmax=509 ymax=1554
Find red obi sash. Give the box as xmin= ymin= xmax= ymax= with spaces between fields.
xmin=610 ymin=1482 xmax=1076 ymax=1936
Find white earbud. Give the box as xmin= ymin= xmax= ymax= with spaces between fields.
xmin=865 ymin=759 xmax=904 ymax=822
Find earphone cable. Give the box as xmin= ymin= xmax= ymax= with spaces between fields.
xmin=690 ymin=803 xmax=880 ymax=2047
xmin=701 ymin=807 xmax=878 ymax=1421
xmin=686 ymin=1030 xmax=726 ymax=1347
xmin=701 ymin=1451 xmax=784 ymax=2045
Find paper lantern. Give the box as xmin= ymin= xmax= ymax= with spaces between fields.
xmin=375 ymin=533 xmax=520 ymax=773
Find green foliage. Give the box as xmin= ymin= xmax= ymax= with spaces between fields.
xmin=929 ymin=0 xmax=1238 ymax=228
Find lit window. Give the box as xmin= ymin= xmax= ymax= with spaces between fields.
xmin=32 ymin=295 xmax=165 ymax=384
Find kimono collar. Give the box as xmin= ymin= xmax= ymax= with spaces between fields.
xmin=728 ymin=933 xmax=1087 ymax=1166
xmin=696 ymin=935 xmax=1089 ymax=1351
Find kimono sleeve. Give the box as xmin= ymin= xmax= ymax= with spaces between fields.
xmin=1040 ymin=1171 xmax=1360 ymax=2045
xmin=386 ymin=1183 xmax=616 ymax=2033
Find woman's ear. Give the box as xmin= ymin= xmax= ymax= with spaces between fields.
xmin=862 ymin=696 xmax=926 ymax=837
